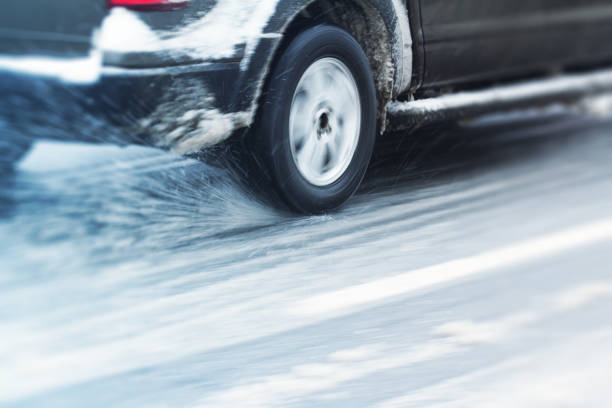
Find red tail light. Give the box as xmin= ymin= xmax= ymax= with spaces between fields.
xmin=108 ymin=0 xmax=189 ymax=11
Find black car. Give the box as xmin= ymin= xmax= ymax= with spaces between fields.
xmin=2 ymin=0 xmax=612 ymax=213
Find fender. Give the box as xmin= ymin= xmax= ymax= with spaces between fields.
xmin=233 ymin=0 xmax=416 ymax=124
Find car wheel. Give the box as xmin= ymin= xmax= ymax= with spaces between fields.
xmin=253 ymin=25 xmax=377 ymax=214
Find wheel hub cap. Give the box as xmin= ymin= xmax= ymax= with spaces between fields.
xmin=289 ymin=58 xmax=361 ymax=186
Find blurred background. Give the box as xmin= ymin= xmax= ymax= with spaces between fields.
xmin=2 ymin=1 xmax=612 ymax=407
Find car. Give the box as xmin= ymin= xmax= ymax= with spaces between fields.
xmin=2 ymin=0 xmax=612 ymax=213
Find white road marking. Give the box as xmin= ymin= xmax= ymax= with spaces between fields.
xmin=292 ymin=219 xmax=612 ymax=316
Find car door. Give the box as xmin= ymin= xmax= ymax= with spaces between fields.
xmin=0 ymin=0 xmax=107 ymax=58
xmin=416 ymin=0 xmax=612 ymax=88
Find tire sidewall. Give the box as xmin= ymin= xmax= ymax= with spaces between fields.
xmin=257 ymin=25 xmax=377 ymax=213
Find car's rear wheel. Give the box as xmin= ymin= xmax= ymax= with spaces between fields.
xmin=253 ymin=25 xmax=377 ymax=214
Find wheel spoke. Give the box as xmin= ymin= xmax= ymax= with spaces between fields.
xmin=310 ymin=141 xmax=328 ymax=174
xmin=297 ymin=134 xmax=317 ymax=167
xmin=327 ymin=138 xmax=339 ymax=164
xmin=291 ymin=120 xmax=310 ymax=148
xmin=336 ymin=85 xmax=357 ymax=113
xmin=313 ymin=71 xmax=328 ymax=97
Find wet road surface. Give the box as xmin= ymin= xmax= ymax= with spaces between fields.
xmin=1 ymin=103 xmax=612 ymax=407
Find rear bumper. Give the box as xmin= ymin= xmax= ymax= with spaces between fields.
xmin=101 ymin=60 xmax=244 ymax=117
xmin=0 ymin=59 xmax=250 ymax=153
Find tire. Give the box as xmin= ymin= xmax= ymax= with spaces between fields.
xmin=252 ymin=25 xmax=377 ymax=214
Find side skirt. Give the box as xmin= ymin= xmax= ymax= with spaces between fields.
xmin=387 ymin=68 xmax=612 ymax=130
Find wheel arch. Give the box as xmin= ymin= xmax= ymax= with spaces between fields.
xmin=235 ymin=0 xmax=414 ymax=133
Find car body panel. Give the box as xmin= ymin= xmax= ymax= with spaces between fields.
xmin=418 ymin=0 xmax=612 ymax=88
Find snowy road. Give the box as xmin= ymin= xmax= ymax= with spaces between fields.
xmin=1 ymin=104 xmax=612 ymax=407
